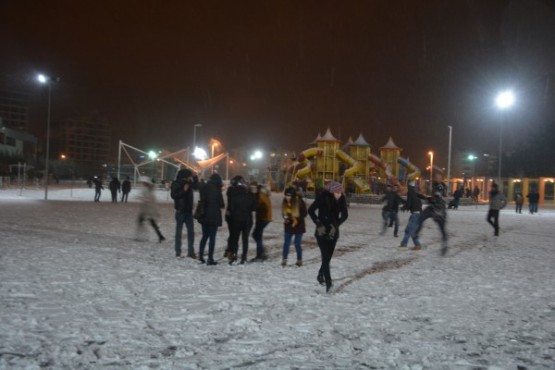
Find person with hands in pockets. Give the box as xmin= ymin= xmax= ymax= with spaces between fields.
xmin=308 ymin=181 xmax=348 ymax=293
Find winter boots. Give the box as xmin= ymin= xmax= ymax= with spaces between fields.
xmin=296 ymin=260 xmax=303 ymax=267
xmin=317 ymin=272 xmax=325 ymax=286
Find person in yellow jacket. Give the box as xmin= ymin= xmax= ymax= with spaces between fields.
xmin=281 ymin=186 xmax=307 ymax=267
xmin=251 ymin=182 xmax=272 ymax=261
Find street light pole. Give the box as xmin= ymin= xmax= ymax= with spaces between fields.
xmin=447 ymin=125 xmax=452 ymax=194
xmin=428 ymin=151 xmax=434 ymax=194
xmin=37 ymin=74 xmax=52 ymax=200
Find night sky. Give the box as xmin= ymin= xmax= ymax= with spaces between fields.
xmin=1 ymin=0 xmax=554 ymax=169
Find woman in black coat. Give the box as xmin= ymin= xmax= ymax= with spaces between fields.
xmin=197 ymin=173 xmax=225 ymax=265
xmin=308 ymin=181 xmax=348 ymax=293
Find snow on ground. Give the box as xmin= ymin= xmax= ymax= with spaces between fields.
xmin=1 ymin=184 xmax=554 ymax=369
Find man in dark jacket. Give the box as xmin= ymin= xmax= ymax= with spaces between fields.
xmin=171 ymin=169 xmax=199 ymax=258
xmin=399 ymin=181 xmax=423 ymax=250
xmin=121 ymin=176 xmax=131 ymax=203
xmin=415 ymin=176 xmax=448 ymax=256
xmin=379 ymin=184 xmax=405 ymax=237
xmin=109 ymin=176 xmax=121 ymax=203
xmin=227 ymin=177 xmax=256 ymax=264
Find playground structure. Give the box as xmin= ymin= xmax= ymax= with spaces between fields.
xmin=288 ymin=129 xmax=421 ymax=194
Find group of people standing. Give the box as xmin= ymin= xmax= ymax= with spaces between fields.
xmin=91 ymin=176 xmax=131 ymax=203
xmin=168 ymin=169 xmax=348 ymax=293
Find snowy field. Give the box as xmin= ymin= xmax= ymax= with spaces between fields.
xmin=1 ymin=184 xmax=554 ymax=369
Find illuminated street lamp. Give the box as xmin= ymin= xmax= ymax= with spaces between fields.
xmin=468 ymin=154 xmax=478 ymax=177
xmin=495 ymin=90 xmax=515 ymax=186
xmin=36 ymin=73 xmax=53 ymax=200
xmin=428 ymin=151 xmax=434 ymax=194
xmin=210 ymin=138 xmax=222 ymax=174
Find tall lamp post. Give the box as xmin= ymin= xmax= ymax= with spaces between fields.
xmin=494 ymin=90 xmax=515 ymax=187
xmin=37 ymin=74 xmax=52 ymax=200
xmin=447 ymin=125 xmax=452 ymax=194
xmin=210 ymin=138 xmax=221 ymax=174
xmin=428 ymin=151 xmax=434 ymax=194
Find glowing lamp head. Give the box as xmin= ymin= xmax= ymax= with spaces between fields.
xmin=495 ymin=90 xmax=515 ymax=109
xmin=37 ymin=74 xmax=48 ymax=84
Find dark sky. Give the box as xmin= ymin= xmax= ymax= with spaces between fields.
xmin=1 ymin=0 xmax=554 ymax=169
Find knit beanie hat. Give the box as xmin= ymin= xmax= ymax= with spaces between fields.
xmin=284 ymin=187 xmax=296 ymax=197
xmin=326 ymin=181 xmax=344 ymax=194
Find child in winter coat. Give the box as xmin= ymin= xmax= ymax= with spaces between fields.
xmin=281 ymin=187 xmax=307 ymax=267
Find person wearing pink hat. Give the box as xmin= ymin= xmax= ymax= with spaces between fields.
xmin=308 ymin=180 xmax=349 ymax=293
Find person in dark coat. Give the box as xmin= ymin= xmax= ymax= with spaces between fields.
xmin=449 ymin=186 xmax=463 ymax=209
xmin=526 ymin=188 xmax=540 ymax=214
xmin=281 ymin=186 xmax=308 ymax=267
xmin=171 ymin=169 xmax=199 ymax=258
xmin=109 ymin=176 xmax=121 ymax=203
xmin=379 ymin=184 xmax=405 ymax=237
xmin=121 ymin=176 xmax=131 ymax=203
xmin=486 ymin=183 xmax=506 ymax=236
xmin=514 ymin=192 xmax=523 ymax=214
xmin=399 ymin=181 xmax=423 ymax=250
xmin=308 ymin=181 xmax=348 ymax=293
xmin=227 ymin=177 xmax=256 ymax=264
xmin=224 ymin=176 xmax=244 ymax=258
xmin=415 ymin=174 xmax=448 ymax=256
xmin=93 ymin=177 xmax=103 ymax=202
xmin=197 ymin=173 xmax=225 ymax=265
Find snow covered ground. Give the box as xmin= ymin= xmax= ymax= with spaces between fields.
xmin=1 ymin=184 xmax=554 ymax=369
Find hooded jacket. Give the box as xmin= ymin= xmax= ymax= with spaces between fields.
xmin=171 ymin=169 xmax=198 ymax=212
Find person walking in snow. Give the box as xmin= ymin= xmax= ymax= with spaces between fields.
xmin=93 ymin=177 xmax=103 ymax=202
xmin=399 ymin=181 xmax=423 ymax=251
xmin=526 ymin=188 xmax=539 ymax=214
xmin=486 ymin=183 xmax=506 ymax=236
xmin=281 ymin=186 xmax=307 ymax=267
xmin=136 ymin=176 xmax=165 ymax=243
xmin=171 ymin=169 xmax=199 ymax=258
xmin=414 ymin=174 xmax=448 ymax=256
xmin=251 ymin=182 xmax=272 ymax=262
xmin=109 ymin=176 xmax=121 ymax=203
xmin=308 ymin=181 xmax=348 ymax=293
xmin=379 ymin=184 xmax=405 ymax=237
xmin=121 ymin=176 xmax=131 ymax=203
xmin=197 ymin=173 xmax=225 ymax=265
xmin=514 ymin=192 xmax=523 ymax=214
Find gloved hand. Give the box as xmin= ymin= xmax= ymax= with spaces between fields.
xmin=327 ymin=224 xmax=337 ymax=239
xmin=316 ymin=221 xmax=326 ymax=237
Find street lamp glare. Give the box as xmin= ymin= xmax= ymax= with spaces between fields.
xmin=495 ymin=90 xmax=515 ymax=109
xmin=37 ymin=74 xmax=48 ymax=84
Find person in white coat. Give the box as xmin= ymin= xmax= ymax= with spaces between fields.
xmin=137 ymin=176 xmax=165 ymax=243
